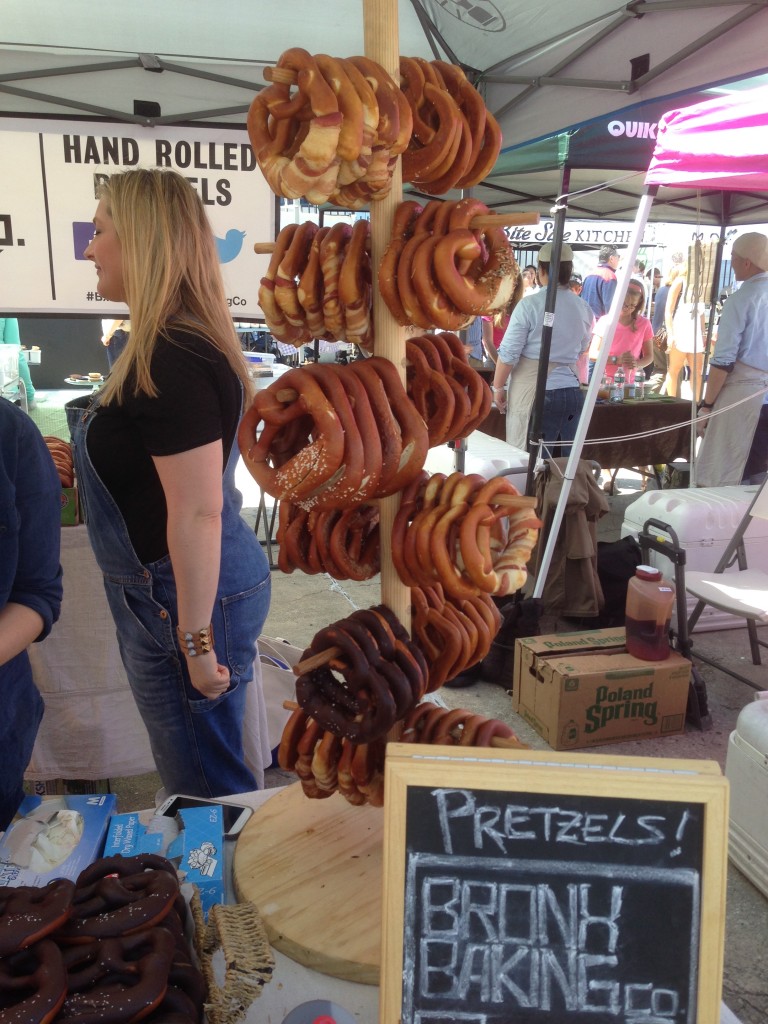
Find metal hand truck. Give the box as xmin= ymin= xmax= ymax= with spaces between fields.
xmin=637 ymin=517 xmax=713 ymax=731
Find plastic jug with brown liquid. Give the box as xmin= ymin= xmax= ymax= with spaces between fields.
xmin=625 ymin=565 xmax=676 ymax=661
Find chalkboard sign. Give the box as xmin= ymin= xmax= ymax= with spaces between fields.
xmin=381 ymin=745 xmax=728 ymax=1024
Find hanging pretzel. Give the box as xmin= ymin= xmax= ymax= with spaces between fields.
xmin=238 ymin=367 xmax=346 ymax=503
xmin=248 ymin=48 xmax=342 ymax=204
xmin=273 ymin=221 xmax=317 ymax=335
xmin=338 ymin=219 xmax=373 ymax=350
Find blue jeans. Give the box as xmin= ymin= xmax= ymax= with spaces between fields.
xmin=540 ymin=387 xmax=585 ymax=458
xmin=105 ymin=547 xmax=270 ymax=797
xmin=66 ymin=390 xmax=271 ymax=798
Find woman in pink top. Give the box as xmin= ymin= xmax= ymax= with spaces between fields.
xmin=590 ymin=277 xmax=654 ymax=381
xmin=481 ymin=288 xmax=521 ymax=364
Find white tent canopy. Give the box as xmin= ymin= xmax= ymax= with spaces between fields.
xmin=4 ymin=0 xmax=768 ymax=170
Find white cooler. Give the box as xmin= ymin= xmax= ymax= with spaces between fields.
xmin=725 ymin=693 xmax=768 ymax=899
xmin=621 ymin=485 xmax=768 ymax=631
xmin=424 ymin=431 xmax=530 ymax=492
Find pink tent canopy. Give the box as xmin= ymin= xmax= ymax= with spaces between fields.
xmin=646 ymin=84 xmax=768 ymax=193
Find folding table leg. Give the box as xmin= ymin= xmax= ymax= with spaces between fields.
xmin=253 ymin=488 xmax=277 ymax=570
xmin=746 ymin=619 xmax=763 ymax=664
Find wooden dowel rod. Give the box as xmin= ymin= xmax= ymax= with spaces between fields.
xmin=471 ymin=213 xmax=540 ymax=228
xmin=274 ymin=386 xmax=298 ymax=402
xmin=283 ymin=700 xmax=300 ymax=711
xmin=254 ymin=212 xmax=539 ymax=254
xmin=293 ymin=646 xmax=342 ymax=675
xmin=490 ymin=735 xmax=529 ymax=749
xmin=489 ymin=494 xmax=539 ymax=509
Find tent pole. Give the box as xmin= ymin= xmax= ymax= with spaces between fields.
xmin=531 ymin=186 xmax=657 ymax=601
xmin=524 ymin=166 xmax=570 ymax=497
xmin=690 ymin=219 xmax=727 ymax=488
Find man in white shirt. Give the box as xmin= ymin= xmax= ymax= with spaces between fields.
xmin=696 ymin=232 xmax=768 ymax=486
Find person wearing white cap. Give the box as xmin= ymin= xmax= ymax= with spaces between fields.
xmin=492 ymin=242 xmax=594 ymax=454
xmin=696 ymin=231 xmax=768 ymax=487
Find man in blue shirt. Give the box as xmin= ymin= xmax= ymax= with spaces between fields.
xmin=696 ymin=232 xmax=768 ymax=487
xmin=580 ymin=245 xmax=620 ymax=318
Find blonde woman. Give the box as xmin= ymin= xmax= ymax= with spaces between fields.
xmin=663 ymin=266 xmax=706 ymax=400
xmin=647 ymin=264 xmax=681 ymax=394
xmin=68 ymin=169 xmax=271 ymax=799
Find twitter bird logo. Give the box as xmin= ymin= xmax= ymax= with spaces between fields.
xmin=215 ymin=229 xmax=246 ymax=263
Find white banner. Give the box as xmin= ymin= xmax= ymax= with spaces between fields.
xmin=507 ymin=216 xmax=670 ymax=249
xmin=0 ymin=118 xmax=274 ymax=315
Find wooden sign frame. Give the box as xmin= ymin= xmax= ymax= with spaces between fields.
xmin=381 ymin=744 xmax=728 ymax=1024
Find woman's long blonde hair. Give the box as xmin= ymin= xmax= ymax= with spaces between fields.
xmin=96 ymin=168 xmax=250 ymax=405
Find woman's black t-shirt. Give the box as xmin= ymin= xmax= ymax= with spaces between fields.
xmin=86 ymin=329 xmax=241 ymax=564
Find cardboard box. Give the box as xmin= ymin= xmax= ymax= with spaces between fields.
xmin=166 ymin=805 xmax=224 ymax=919
xmin=513 ymin=628 xmax=690 ymax=750
xmin=60 ymin=485 xmax=79 ymax=526
xmin=26 ymin=779 xmax=111 ymax=797
xmin=0 ymin=794 xmax=116 ymax=887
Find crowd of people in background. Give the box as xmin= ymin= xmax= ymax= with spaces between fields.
xmin=491 ymin=231 xmax=768 ymax=488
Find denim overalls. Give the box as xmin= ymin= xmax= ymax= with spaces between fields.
xmin=66 ymin=390 xmax=271 ymax=798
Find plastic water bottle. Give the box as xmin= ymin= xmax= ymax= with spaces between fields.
xmin=610 ymin=366 xmax=625 ymax=403
xmin=625 ymin=566 xmax=676 ymax=661
xmin=635 ymin=366 xmax=646 ymax=400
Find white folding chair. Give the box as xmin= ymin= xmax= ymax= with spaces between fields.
xmin=0 ymin=343 xmax=28 ymax=412
xmin=685 ymin=479 xmax=768 ymax=683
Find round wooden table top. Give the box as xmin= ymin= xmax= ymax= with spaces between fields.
xmin=232 ymin=782 xmax=384 ymax=985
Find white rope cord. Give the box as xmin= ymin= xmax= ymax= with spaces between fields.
xmin=695 ymin=381 xmax=768 ymax=425
xmin=536 ymin=383 xmax=768 ymax=451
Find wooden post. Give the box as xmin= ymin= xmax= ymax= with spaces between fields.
xmin=363 ymin=0 xmax=410 ymax=628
